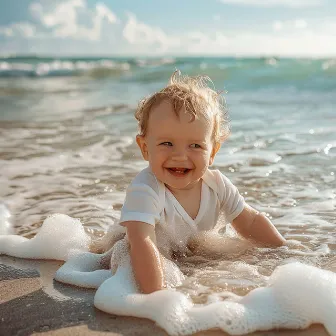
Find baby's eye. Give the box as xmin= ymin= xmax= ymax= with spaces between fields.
xmin=160 ymin=142 xmax=173 ymax=146
xmin=190 ymin=143 xmax=201 ymax=149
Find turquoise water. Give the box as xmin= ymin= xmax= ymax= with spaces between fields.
xmin=0 ymin=57 xmax=335 ymax=288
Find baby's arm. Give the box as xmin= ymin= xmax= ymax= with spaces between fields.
xmin=122 ymin=221 xmax=165 ymax=294
xmin=232 ymin=204 xmax=286 ymax=247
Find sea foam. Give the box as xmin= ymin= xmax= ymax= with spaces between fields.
xmin=0 ymin=213 xmax=335 ymax=336
xmin=0 ymin=203 xmax=12 ymax=235
xmin=93 ymin=261 xmax=336 ymax=336
xmin=0 ymin=213 xmax=90 ymax=260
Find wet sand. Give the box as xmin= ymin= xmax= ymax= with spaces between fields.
xmin=0 ymin=255 xmax=330 ymax=336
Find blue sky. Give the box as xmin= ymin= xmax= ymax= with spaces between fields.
xmin=1 ymin=0 xmax=335 ymax=57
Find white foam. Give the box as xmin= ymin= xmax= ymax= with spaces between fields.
xmin=55 ymin=237 xmax=184 ymax=289
xmin=0 ymin=60 xmax=131 ymax=77
xmin=1 ymin=214 xmax=335 ymax=336
xmin=94 ymin=262 xmax=336 ymax=336
xmin=94 ymin=262 xmax=336 ymax=335
xmin=0 ymin=214 xmax=90 ymax=260
xmin=0 ymin=203 xmax=12 ymax=235
xmin=55 ymin=251 xmax=112 ymax=288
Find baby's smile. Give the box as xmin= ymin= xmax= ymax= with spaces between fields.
xmin=166 ymin=167 xmax=191 ymax=176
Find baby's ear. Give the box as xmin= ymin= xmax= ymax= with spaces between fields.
xmin=136 ymin=135 xmax=149 ymax=161
xmin=209 ymin=142 xmax=220 ymax=165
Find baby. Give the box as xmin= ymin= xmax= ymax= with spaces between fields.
xmin=93 ymin=71 xmax=286 ymax=294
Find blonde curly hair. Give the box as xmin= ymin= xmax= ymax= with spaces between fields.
xmin=134 ymin=70 xmax=230 ymax=145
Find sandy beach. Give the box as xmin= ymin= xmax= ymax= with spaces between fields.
xmin=0 ymin=255 xmax=330 ymax=336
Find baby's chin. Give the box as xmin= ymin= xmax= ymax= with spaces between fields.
xmin=163 ymin=174 xmax=202 ymax=191
xmin=165 ymin=182 xmax=192 ymax=191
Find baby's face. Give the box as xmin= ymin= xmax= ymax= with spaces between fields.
xmin=136 ymin=100 xmax=219 ymax=192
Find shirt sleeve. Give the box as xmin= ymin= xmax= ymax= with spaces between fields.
xmin=119 ymin=183 xmax=161 ymax=226
xmin=218 ymin=172 xmax=245 ymax=224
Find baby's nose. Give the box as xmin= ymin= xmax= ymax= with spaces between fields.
xmin=171 ymin=149 xmax=187 ymax=161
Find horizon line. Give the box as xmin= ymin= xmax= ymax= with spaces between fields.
xmin=1 ymin=53 xmax=336 ymax=60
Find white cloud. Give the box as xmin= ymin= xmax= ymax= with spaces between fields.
xmin=122 ymin=15 xmax=230 ymax=55
xmin=219 ymin=0 xmax=324 ymax=7
xmin=0 ymin=1 xmax=335 ymax=57
xmin=30 ymin=0 xmax=84 ymax=29
xmin=183 ymin=32 xmax=229 ymax=54
xmin=0 ymin=27 xmax=13 ymax=37
xmin=96 ymin=3 xmax=118 ymax=24
xmin=208 ymin=28 xmax=335 ymax=57
xmin=273 ymin=21 xmax=283 ymax=31
xmin=294 ymin=19 xmax=307 ymax=29
xmin=272 ymin=19 xmax=308 ymax=32
xmin=0 ymin=22 xmax=36 ymax=38
xmin=123 ymin=13 xmax=179 ymax=51
xmin=29 ymin=0 xmax=118 ymax=41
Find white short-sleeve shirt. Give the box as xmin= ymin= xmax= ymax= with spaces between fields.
xmin=119 ymin=167 xmax=245 ymax=256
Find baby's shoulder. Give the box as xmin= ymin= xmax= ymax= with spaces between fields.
xmin=203 ymin=168 xmax=222 ymax=190
xmin=129 ymin=166 xmax=160 ymax=194
xmin=203 ymin=169 xmax=237 ymax=199
xmin=204 ymin=169 xmax=234 ymax=185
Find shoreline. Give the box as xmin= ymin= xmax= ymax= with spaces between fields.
xmin=0 ymin=255 xmax=330 ymax=336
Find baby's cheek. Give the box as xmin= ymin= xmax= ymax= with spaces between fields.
xmin=197 ymin=151 xmax=211 ymax=161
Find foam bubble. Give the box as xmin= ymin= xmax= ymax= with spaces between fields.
xmin=55 ymin=237 xmax=185 ymax=289
xmin=0 ymin=213 xmax=90 ymax=260
xmin=0 ymin=203 xmax=12 ymax=235
xmin=55 ymin=252 xmax=112 ymax=288
xmin=94 ymin=262 xmax=336 ymax=336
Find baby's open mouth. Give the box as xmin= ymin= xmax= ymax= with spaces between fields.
xmin=167 ymin=168 xmax=190 ymax=175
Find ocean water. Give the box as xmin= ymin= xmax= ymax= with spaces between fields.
xmin=0 ymin=55 xmax=336 ymax=333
